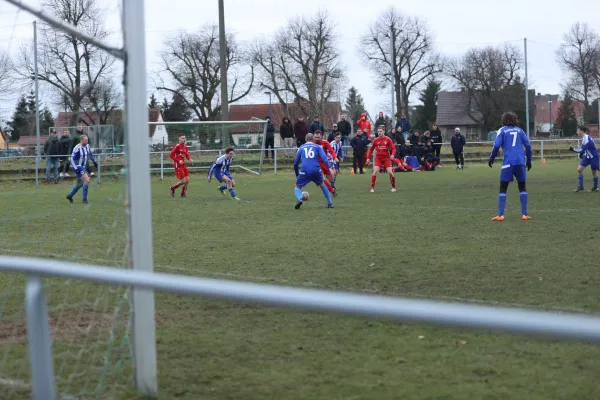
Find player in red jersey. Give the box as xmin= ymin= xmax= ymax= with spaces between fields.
xmin=313 ymin=131 xmax=339 ymax=195
xmin=366 ymin=127 xmax=396 ymax=192
xmin=380 ymin=157 xmax=414 ymax=173
xmin=169 ymin=135 xmax=193 ymax=198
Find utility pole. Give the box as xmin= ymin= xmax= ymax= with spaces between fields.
xmin=524 ymin=38 xmax=530 ymax=138
xmin=33 ymin=21 xmax=41 ymax=186
xmin=390 ymin=28 xmax=395 ymax=123
xmin=218 ymin=0 xmax=229 ymax=146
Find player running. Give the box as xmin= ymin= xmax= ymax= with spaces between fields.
xmin=66 ymin=134 xmax=97 ymax=204
xmin=208 ymin=147 xmax=240 ymax=200
xmin=570 ymin=125 xmax=599 ymax=192
xmin=488 ymin=112 xmax=532 ymax=221
xmin=331 ymin=133 xmax=343 ymax=188
xmin=293 ymin=133 xmax=334 ymax=209
xmin=366 ymin=127 xmax=396 ymax=192
xmin=313 ymin=131 xmax=338 ymax=196
xmin=169 ymin=135 xmax=193 ymax=198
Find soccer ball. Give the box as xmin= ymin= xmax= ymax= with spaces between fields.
xmin=302 ymin=191 xmax=310 ymax=201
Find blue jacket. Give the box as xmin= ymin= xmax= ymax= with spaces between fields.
xmin=395 ymin=118 xmax=411 ymax=133
xmin=309 ymin=121 xmax=324 ymax=134
xmin=450 ymin=133 xmax=466 ymax=153
xmin=350 ymin=134 xmax=369 ymax=153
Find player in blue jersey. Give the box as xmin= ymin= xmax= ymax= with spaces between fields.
xmin=331 ymin=133 xmax=343 ymax=188
xmin=293 ymin=133 xmax=334 ymax=209
xmin=488 ymin=112 xmax=532 ymax=221
xmin=207 ymin=147 xmax=240 ymax=200
xmin=66 ymin=135 xmax=97 ymax=204
xmin=569 ymin=125 xmax=599 ymax=192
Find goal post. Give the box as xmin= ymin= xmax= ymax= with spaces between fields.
xmin=148 ymin=119 xmax=269 ymax=176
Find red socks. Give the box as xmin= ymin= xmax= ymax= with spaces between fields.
xmin=170 ymin=182 xmax=181 ymax=190
xmin=371 ymin=175 xmax=377 ymax=189
xmin=390 ymin=175 xmax=396 ymax=188
xmin=181 ymin=184 xmax=188 ymax=196
xmin=323 ymin=180 xmax=335 ymax=193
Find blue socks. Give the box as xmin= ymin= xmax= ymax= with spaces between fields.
xmin=229 ymin=188 xmax=236 ymax=198
xmin=594 ymin=176 xmax=598 ymax=189
xmin=321 ymin=185 xmax=332 ymax=205
xmin=82 ymin=184 xmax=88 ymax=201
xmin=578 ymin=175 xmax=584 ymax=188
xmin=68 ymin=182 xmax=81 ymax=197
xmin=519 ymin=192 xmax=528 ymax=215
xmin=294 ymin=187 xmax=303 ymax=201
xmin=219 ymin=184 xmax=227 ymax=191
xmin=498 ymin=193 xmax=507 ymax=216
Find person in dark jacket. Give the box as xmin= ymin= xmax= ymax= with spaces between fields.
xmin=327 ymin=124 xmax=341 ymax=142
xmin=422 ymin=131 xmax=433 ymax=146
xmin=44 ymin=130 xmax=62 ymax=184
xmin=450 ymin=127 xmax=466 ymax=169
xmin=279 ymin=117 xmax=294 ymax=155
xmin=414 ymin=140 xmax=426 ymax=160
xmin=337 ymin=114 xmax=352 ymax=157
xmin=350 ymin=129 xmax=369 ymax=174
xmin=264 ymin=116 xmax=275 ymax=159
xmin=395 ymin=114 xmax=411 ymax=138
xmin=393 ymin=127 xmax=406 ymax=147
xmin=294 ymin=116 xmax=308 ymax=147
xmin=409 ymin=131 xmax=421 ymax=155
xmin=430 ymin=124 xmax=443 ymax=159
xmin=375 ymin=111 xmax=387 ymax=132
xmin=422 ymin=142 xmax=440 ymax=171
xmin=59 ymin=130 xmax=72 ymax=177
xmin=309 ymin=116 xmax=324 ymax=134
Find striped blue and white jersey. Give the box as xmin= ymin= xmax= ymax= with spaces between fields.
xmin=70 ymin=144 xmax=96 ymax=171
xmin=573 ymin=134 xmax=599 ymax=159
xmin=331 ymin=141 xmax=343 ymax=160
xmin=207 ymin=154 xmax=232 ymax=180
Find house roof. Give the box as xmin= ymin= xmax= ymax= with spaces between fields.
xmin=436 ymin=91 xmax=483 ymax=127
xmin=535 ymin=96 xmax=585 ymax=124
xmin=54 ymin=109 xmax=163 ymax=136
xmin=18 ymin=135 xmax=49 ymax=146
xmin=0 ymin=128 xmax=5 ymax=142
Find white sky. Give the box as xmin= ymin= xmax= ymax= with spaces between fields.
xmin=0 ymin=0 xmax=598 ymax=121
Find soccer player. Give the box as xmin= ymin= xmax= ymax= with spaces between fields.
xmin=331 ymin=133 xmax=343 ymax=187
xmin=208 ymin=147 xmax=240 ymax=200
xmin=66 ymin=135 xmax=97 ymax=204
xmin=313 ymin=131 xmax=338 ymax=196
xmin=390 ymin=157 xmax=414 ymax=173
xmin=169 ymin=135 xmax=193 ymax=198
xmin=488 ymin=112 xmax=532 ymax=221
xmin=366 ymin=127 xmax=396 ymax=192
xmin=293 ymin=133 xmax=334 ymax=209
xmin=570 ymin=125 xmax=599 ymax=192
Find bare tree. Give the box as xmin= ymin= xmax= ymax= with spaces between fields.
xmin=155 ymin=25 xmax=253 ymax=121
xmin=81 ymin=79 xmax=123 ymax=124
xmin=446 ymin=44 xmax=524 ymax=131
xmin=360 ymin=6 xmax=441 ymax=118
xmin=18 ymin=0 xmax=116 ymax=124
xmin=252 ymin=11 xmax=344 ymax=118
xmin=557 ymin=22 xmax=600 ymax=118
xmin=0 ymin=50 xmax=14 ymax=97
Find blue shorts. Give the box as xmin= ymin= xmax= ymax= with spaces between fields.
xmin=75 ymin=167 xmax=87 ymax=179
xmin=296 ymin=170 xmax=324 ymax=188
xmin=333 ymin=162 xmax=340 ymax=171
xmin=215 ymin=170 xmax=233 ymax=183
xmin=580 ymin=157 xmax=599 ymax=171
xmin=500 ymin=165 xmax=526 ymax=182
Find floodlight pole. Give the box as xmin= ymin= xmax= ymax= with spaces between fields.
xmin=524 ymin=38 xmax=530 ymax=138
xmin=34 ymin=21 xmax=41 ymax=185
xmin=218 ymin=0 xmax=229 ymax=146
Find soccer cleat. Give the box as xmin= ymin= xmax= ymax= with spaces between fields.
xmin=217 ymin=187 xmax=225 ymax=196
xmin=232 ymin=196 xmax=241 ymax=201
xmin=327 ymin=203 xmax=334 ymax=208
xmin=295 ymin=200 xmax=303 ymax=209
xmin=82 ymin=200 xmax=88 ymax=204
xmin=491 ymin=215 xmax=505 ymax=221
xmin=170 ymin=187 xmax=175 ymax=197
xmin=589 ymin=188 xmax=598 ymax=192
xmin=574 ymin=186 xmax=585 ymax=192
xmin=391 ymin=188 xmax=396 ymax=192
xmin=66 ymin=195 xmax=73 ymax=204
xmin=522 ymin=215 xmax=531 ymax=221
xmin=180 ymin=195 xmax=187 ymax=198
xmin=370 ymin=188 xmax=375 ymax=193
xmin=332 ymin=190 xmax=338 ymax=197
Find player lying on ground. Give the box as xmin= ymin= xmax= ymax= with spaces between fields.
xmin=169 ymin=135 xmax=193 ymax=198
xmin=208 ymin=147 xmax=240 ymax=201
xmin=66 ymin=134 xmax=97 ymax=204
xmin=313 ymin=131 xmax=338 ymax=196
xmin=293 ymin=133 xmax=334 ymax=210
xmin=380 ymin=157 xmax=414 ymax=173
xmin=421 ymin=142 xmax=440 ymax=171
xmin=366 ymin=127 xmax=397 ymax=192
xmin=570 ymin=125 xmax=599 ymax=192
xmin=488 ymin=111 xmax=532 ymax=221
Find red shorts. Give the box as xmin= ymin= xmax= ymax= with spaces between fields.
xmin=374 ymin=158 xmax=392 ymax=169
xmin=175 ymin=163 xmax=189 ymax=180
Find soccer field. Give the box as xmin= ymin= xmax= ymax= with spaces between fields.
xmin=1 ymin=160 xmax=600 ymax=399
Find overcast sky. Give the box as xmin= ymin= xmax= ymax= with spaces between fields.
xmin=0 ymin=0 xmax=598 ymax=121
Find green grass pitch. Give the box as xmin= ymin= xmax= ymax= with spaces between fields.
xmin=1 ymin=160 xmax=600 ymax=399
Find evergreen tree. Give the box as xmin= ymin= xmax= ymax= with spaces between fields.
xmin=40 ymin=107 xmax=55 ymax=135
xmin=414 ymin=79 xmax=440 ymax=132
xmin=161 ymin=94 xmax=192 ymax=142
xmin=590 ymin=99 xmax=599 ymax=125
xmin=344 ymin=87 xmax=366 ymax=128
xmin=555 ymin=92 xmax=579 ymax=137
xmin=7 ymin=96 xmax=31 ymax=141
xmin=148 ymin=93 xmax=159 ymax=109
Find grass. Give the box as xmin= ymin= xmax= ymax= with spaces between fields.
xmin=1 ymin=159 xmax=600 ymax=399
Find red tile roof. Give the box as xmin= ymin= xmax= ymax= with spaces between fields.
xmin=18 ymin=135 xmax=49 ymax=146
xmin=54 ymin=109 xmax=163 ymax=136
xmin=534 ymin=95 xmax=585 ymax=123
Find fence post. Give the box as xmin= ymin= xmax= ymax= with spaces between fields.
xmin=160 ymin=152 xmax=164 ymax=181
xmin=274 ymin=148 xmax=278 ymax=175
xmin=26 ymin=275 xmax=56 ymax=400
xmin=97 ymin=154 xmax=101 ymax=184
xmin=540 ymin=141 xmax=544 ymax=161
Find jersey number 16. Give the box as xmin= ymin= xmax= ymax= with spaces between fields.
xmin=304 ymin=148 xmax=315 ymax=158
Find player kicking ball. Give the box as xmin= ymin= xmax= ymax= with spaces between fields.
xmin=293 ymin=133 xmax=334 ymax=209
xmin=208 ymin=147 xmax=240 ymax=201
xmin=169 ymin=135 xmax=193 ymax=198
xmin=488 ymin=112 xmax=532 ymax=221
xmin=570 ymin=125 xmax=599 ymax=192
xmin=366 ymin=127 xmax=396 ymax=192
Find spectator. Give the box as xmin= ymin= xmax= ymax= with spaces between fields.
xmin=44 ymin=130 xmax=61 ymax=184
xmin=59 ymin=130 xmax=72 ymax=177
xmin=430 ymin=123 xmax=443 ymax=160
xmin=350 ymin=129 xmax=369 ymax=174
xmin=414 ymin=140 xmax=426 ymax=169
xmin=395 ymin=114 xmax=411 ymax=140
xmin=279 ymin=117 xmax=295 ymax=156
xmin=409 ymin=131 xmax=421 ymax=155
xmin=392 ymin=127 xmax=406 ymax=147
xmin=396 ymin=143 xmax=409 ymax=159
xmin=327 ymin=124 xmax=340 ymax=142
xmin=294 ymin=116 xmax=308 ymax=147
xmin=309 ymin=115 xmax=324 ymax=134
xmin=423 ymin=142 xmax=440 ymax=171
xmin=375 ymin=111 xmax=387 ymax=131
xmin=356 ymin=113 xmax=372 ymax=140
xmin=337 ymin=114 xmax=352 ymax=157
xmin=422 ymin=130 xmax=433 ymax=145
xmin=451 ymin=127 xmax=466 ymax=169
xmin=264 ymin=116 xmax=275 ymax=159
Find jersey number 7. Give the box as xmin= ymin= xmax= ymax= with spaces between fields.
xmin=304 ymin=148 xmax=315 ymax=158
xmin=510 ymin=132 xmax=517 ymax=147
